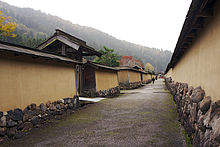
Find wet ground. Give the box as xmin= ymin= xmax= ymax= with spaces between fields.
xmin=2 ymin=79 xmax=186 ymax=147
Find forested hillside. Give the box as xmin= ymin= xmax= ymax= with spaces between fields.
xmin=0 ymin=1 xmax=172 ymax=72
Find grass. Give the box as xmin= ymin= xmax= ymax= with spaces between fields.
xmin=167 ymin=90 xmax=192 ymax=147
xmin=105 ymin=130 xmax=120 ymax=136
xmin=137 ymin=111 xmax=151 ymax=115
xmin=182 ymin=130 xmax=192 ymax=147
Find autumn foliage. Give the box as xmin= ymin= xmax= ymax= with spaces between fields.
xmin=145 ymin=63 xmax=154 ymax=72
xmin=0 ymin=11 xmax=16 ymax=37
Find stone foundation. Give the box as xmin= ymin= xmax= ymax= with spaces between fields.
xmin=81 ymin=87 xmax=120 ymax=98
xmin=165 ymin=78 xmax=220 ymax=147
xmin=119 ymin=82 xmax=143 ymax=90
xmin=0 ymin=96 xmax=79 ymax=140
xmin=142 ymin=79 xmax=152 ymax=84
xmin=96 ymin=86 xmax=120 ymax=98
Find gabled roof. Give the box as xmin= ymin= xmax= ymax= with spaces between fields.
xmin=37 ymin=29 xmax=102 ymax=57
xmin=165 ymin=0 xmax=216 ymax=73
xmin=132 ymin=65 xmax=145 ymax=71
xmin=0 ymin=41 xmax=81 ymax=64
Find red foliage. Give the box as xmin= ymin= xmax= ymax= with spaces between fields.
xmin=120 ymin=56 xmax=144 ymax=68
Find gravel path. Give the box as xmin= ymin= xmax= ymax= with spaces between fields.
xmin=2 ymin=79 xmax=186 ymax=147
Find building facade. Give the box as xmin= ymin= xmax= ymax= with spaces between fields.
xmin=81 ymin=62 xmax=120 ymax=97
xmin=165 ymin=1 xmax=220 ymax=146
xmin=117 ymin=67 xmax=143 ymax=89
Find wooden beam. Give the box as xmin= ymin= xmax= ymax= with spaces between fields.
xmin=183 ymin=38 xmax=193 ymax=44
xmin=186 ymin=31 xmax=197 ymax=38
xmin=14 ymin=53 xmax=21 ymax=56
xmin=32 ymin=55 xmax=39 ymax=59
xmin=45 ymin=58 xmax=51 ymax=61
xmin=200 ymin=0 xmax=209 ymax=9
xmin=198 ymin=8 xmax=213 ymax=17
xmin=179 ymin=48 xmax=186 ymax=51
xmin=181 ymin=44 xmax=189 ymax=49
xmin=192 ymin=23 xmax=203 ymax=29
xmin=61 ymin=43 xmax=66 ymax=56
xmin=55 ymin=59 xmax=62 ymax=62
xmin=66 ymin=48 xmax=77 ymax=53
xmin=82 ymin=53 xmax=93 ymax=56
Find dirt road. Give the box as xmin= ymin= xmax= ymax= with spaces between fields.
xmin=2 ymin=79 xmax=186 ymax=147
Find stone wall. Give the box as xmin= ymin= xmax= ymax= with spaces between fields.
xmin=119 ymin=81 xmax=143 ymax=90
xmin=96 ymin=86 xmax=120 ymax=98
xmin=142 ymin=79 xmax=152 ymax=84
xmin=0 ymin=96 xmax=79 ymax=141
xmin=165 ymin=78 xmax=220 ymax=147
xmin=81 ymin=86 xmax=120 ymax=98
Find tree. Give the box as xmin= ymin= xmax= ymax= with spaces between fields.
xmin=93 ymin=46 xmax=119 ymax=67
xmin=145 ymin=63 xmax=154 ymax=72
xmin=0 ymin=11 xmax=16 ymax=37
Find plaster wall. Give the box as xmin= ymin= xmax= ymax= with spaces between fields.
xmin=0 ymin=54 xmax=76 ymax=111
xmin=171 ymin=2 xmax=220 ymax=102
xmin=143 ymin=73 xmax=151 ymax=81
xmin=129 ymin=71 xmax=141 ymax=83
xmin=117 ymin=70 xmax=129 ymax=84
xmin=166 ymin=68 xmax=173 ymax=78
xmin=95 ymin=70 xmax=118 ymax=91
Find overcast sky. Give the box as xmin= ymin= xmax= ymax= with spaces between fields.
xmin=2 ymin=0 xmax=192 ymax=52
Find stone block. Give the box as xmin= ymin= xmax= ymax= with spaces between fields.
xmin=23 ymin=122 xmax=33 ymax=131
xmin=39 ymin=103 xmax=47 ymax=112
xmin=0 ymin=112 xmax=3 ymax=118
xmin=49 ymin=104 xmax=56 ymax=111
xmin=0 ymin=116 xmax=6 ymax=127
xmin=30 ymin=103 xmax=37 ymax=111
xmin=8 ymin=108 xmax=23 ymax=121
xmin=30 ymin=116 xmax=39 ymax=126
xmin=203 ymin=104 xmax=212 ymax=129
xmin=210 ymin=116 xmax=220 ymax=143
xmin=7 ymin=119 xmax=18 ymax=128
xmin=23 ymin=113 xmax=29 ymax=122
xmin=46 ymin=101 xmax=51 ymax=108
xmin=200 ymin=96 xmax=211 ymax=114
xmin=0 ymin=127 xmax=7 ymax=136
xmin=17 ymin=122 xmax=24 ymax=131
xmin=56 ymin=104 xmax=61 ymax=110
xmin=7 ymin=126 xmax=17 ymax=138
xmin=216 ymin=100 xmax=220 ymax=108
xmin=187 ymin=86 xmax=194 ymax=96
xmin=190 ymin=86 xmax=205 ymax=103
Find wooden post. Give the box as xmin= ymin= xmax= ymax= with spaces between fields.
xmin=61 ymin=44 xmax=66 ymax=56
xmin=79 ymin=65 xmax=83 ymax=95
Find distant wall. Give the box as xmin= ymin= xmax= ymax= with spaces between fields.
xmin=170 ymin=1 xmax=220 ymax=102
xmin=0 ymin=53 xmax=76 ymax=111
xmin=95 ymin=70 xmax=118 ymax=91
xmin=166 ymin=68 xmax=172 ymax=78
xmin=118 ymin=70 xmax=129 ymax=84
xmin=143 ymin=73 xmax=151 ymax=81
xmin=129 ymin=71 xmax=141 ymax=83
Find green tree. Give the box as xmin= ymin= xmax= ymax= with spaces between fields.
xmin=145 ymin=63 xmax=154 ymax=72
xmin=93 ymin=46 xmax=119 ymax=67
xmin=0 ymin=11 xmax=16 ymax=37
